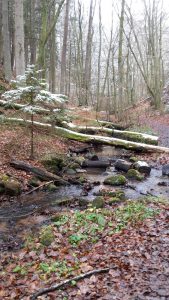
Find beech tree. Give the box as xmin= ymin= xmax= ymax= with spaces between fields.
xmin=2 ymin=0 xmax=12 ymax=81
xmin=14 ymin=0 xmax=25 ymax=76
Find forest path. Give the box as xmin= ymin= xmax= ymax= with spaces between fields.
xmin=140 ymin=114 xmax=169 ymax=147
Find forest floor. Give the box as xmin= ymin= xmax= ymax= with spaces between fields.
xmin=0 ymin=101 xmax=169 ymax=300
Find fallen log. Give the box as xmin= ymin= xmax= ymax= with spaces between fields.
xmin=82 ymin=160 xmax=110 ymax=168
xmin=97 ymin=120 xmax=128 ymax=130
xmin=62 ymin=122 xmax=158 ymax=145
xmin=10 ymin=160 xmax=69 ymax=185
xmin=3 ymin=117 xmax=169 ymax=153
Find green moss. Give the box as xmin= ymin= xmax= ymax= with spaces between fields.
xmin=97 ymin=189 xmax=125 ymax=200
xmin=104 ymin=175 xmax=127 ymax=186
xmin=129 ymin=156 xmax=138 ymax=162
xmin=28 ymin=177 xmax=41 ymax=187
xmin=46 ymin=183 xmax=59 ymax=192
xmin=92 ymin=196 xmax=104 ymax=208
xmin=4 ymin=179 xmax=21 ymax=196
xmin=113 ymin=131 xmax=157 ymax=145
xmin=108 ymin=197 xmax=122 ymax=205
xmin=42 ymin=154 xmax=66 ymax=173
xmin=127 ymin=169 xmax=144 ymax=181
xmin=0 ymin=174 xmax=9 ymax=182
xmin=40 ymin=226 xmax=55 ymax=246
xmin=79 ymin=176 xmax=86 ymax=184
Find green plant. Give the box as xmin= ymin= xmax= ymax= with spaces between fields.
xmin=114 ymin=201 xmax=159 ymax=231
xmin=69 ymin=233 xmax=88 ymax=245
xmin=40 ymin=225 xmax=54 ymax=246
xmin=39 ymin=260 xmax=75 ymax=276
xmin=13 ymin=265 xmax=27 ymax=275
xmin=53 ymin=215 xmax=69 ymax=226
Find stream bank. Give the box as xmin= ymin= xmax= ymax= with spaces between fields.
xmin=0 ymin=145 xmax=168 ymax=251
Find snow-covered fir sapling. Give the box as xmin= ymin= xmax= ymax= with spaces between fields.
xmin=2 ymin=65 xmax=67 ymax=159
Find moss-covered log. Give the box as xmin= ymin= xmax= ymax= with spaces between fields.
xmin=97 ymin=120 xmax=128 ymax=130
xmin=10 ymin=160 xmax=69 ymax=185
xmin=2 ymin=117 xmax=169 ymax=153
xmin=62 ymin=122 xmax=158 ymax=145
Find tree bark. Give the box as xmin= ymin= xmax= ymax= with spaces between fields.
xmin=0 ymin=0 xmax=2 ymax=65
xmin=3 ymin=117 xmax=169 ymax=153
xmin=62 ymin=122 xmax=158 ymax=145
xmin=2 ymin=0 xmax=12 ymax=81
xmin=60 ymin=0 xmax=70 ymax=94
xmin=14 ymin=0 xmax=25 ymax=76
xmin=10 ymin=160 xmax=69 ymax=184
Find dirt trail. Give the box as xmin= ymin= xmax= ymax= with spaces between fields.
xmin=141 ymin=114 xmax=169 ymax=147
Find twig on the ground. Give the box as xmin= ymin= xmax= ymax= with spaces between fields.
xmin=31 ymin=268 xmax=110 ymax=300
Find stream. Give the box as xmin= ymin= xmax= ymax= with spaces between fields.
xmin=0 ymin=146 xmax=168 ymax=251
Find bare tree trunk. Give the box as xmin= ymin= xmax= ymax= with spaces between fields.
xmin=84 ymin=0 xmax=95 ymax=105
xmin=0 ymin=0 xmax=3 ymax=66
xmin=14 ymin=0 xmax=25 ymax=76
xmin=117 ymin=0 xmax=125 ymax=119
xmin=2 ymin=0 xmax=12 ymax=81
xmin=96 ymin=0 xmax=102 ymax=113
xmin=60 ymin=0 xmax=70 ymax=94
xmin=37 ymin=0 xmax=65 ymax=78
xmin=30 ymin=0 xmax=36 ymax=64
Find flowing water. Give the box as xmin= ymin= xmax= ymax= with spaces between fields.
xmin=0 ymin=146 xmax=168 ymax=251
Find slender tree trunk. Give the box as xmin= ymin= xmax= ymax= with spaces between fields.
xmin=0 ymin=0 xmax=3 ymax=66
xmin=14 ymin=0 xmax=25 ymax=76
xmin=49 ymin=9 xmax=56 ymax=93
xmin=30 ymin=0 xmax=36 ymax=64
xmin=96 ymin=0 xmax=102 ymax=113
xmin=2 ymin=0 xmax=12 ymax=81
xmin=37 ymin=0 xmax=65 ymax=78
xmin=117 ymin=0 xmax=125 ymax=119
xmin=60 ymin=0 xmax=70 ymax=94
xmin=84 ymin=0 xmax=95 ymax=105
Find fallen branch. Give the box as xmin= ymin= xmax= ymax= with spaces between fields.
xmin=25 ymin=180 xmax=54 ymax=195
xmin=0 ymin=99 xmax=50 ymax=114
xmin=10 ymin=160 xmax=69 ymax=185
xmin=2 ymin=117 xmax=169 ymax=153
xmin=31 ymin=268 xmax=109 ymax=300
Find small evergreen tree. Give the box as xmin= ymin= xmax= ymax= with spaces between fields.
xmin=2 ymin=65 xmax=67 ymax=159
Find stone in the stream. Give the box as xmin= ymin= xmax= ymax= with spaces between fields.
xmin=79 ymin=198 xmax=89 ymax=207
xmin=0 ymin=182 xmax=5 ymax=194
xmin=4 ymin=179 xmax=21 ymax=196
xmin=46 ymin=183 xmax=59 ymax=192
xmin=28 ymin=176 xmax=41 ymax=187
xmin=114 ymin=159 xmax=132 ymax=172
xmin=162 ymin=164 xmax=169 ymax=176
xmin=66 ymin=169 xmax=76 ymax=175
xmin=127 ymin=169 xmax=144 ymax=181
xmin=133 ymin=161 xmax=151 ymax=175
xmin=129 ymin=156 xmax=138 ymax=162
xmin=92 ymin=196 xmax=104 ymax=208
xmin=104 ymin=175 xmax=127 ymax=186
xmin=76 ymin=169 xmax=87 ymax=174
xmin=85 ymin=153 xmax=99 ymax=161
